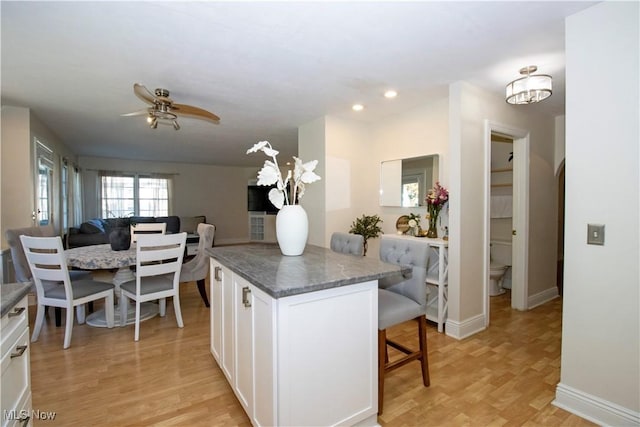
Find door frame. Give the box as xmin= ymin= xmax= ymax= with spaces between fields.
xmin=483 ymin=120 xmax=530 ymax=325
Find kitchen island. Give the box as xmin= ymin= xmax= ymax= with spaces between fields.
xmin=206 ymin=243 xmax=408 ymax=427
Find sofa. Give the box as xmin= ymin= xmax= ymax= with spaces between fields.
xmin=66 ymin=216 xmax=182 ymax=249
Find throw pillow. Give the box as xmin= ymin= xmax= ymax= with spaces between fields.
xmin=80 ymin=220 xmax=103 ymax=234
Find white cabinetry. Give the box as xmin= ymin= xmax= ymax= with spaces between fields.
xmin=210 ymin=258 xmax=377 ymax=427
xmin=1 ymin=295 xmax=32 ymax=427
xmin=234 ymin=274 xmax=254 ymax=414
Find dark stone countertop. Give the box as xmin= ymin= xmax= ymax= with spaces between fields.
xmin=1 ymin=282 xmax=31 ymax=317
xmin=206 ymin=243 xmax=408 ymax=299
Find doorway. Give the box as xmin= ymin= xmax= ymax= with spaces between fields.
xmin=483 ymin=121 xmax=530 ymax=327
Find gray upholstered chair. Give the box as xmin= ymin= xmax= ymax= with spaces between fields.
xmin=377 ymin=238 xmax=430 ymax=414
xmin=120 ymin=232 xmax=187 ymax=341
xmin=179 ymin=223 xmax=216 ymax=307
xmin=330 ymin=232 xmax=364 ymax=256
xmin=20 ymin=235 xmax=115 ymax=349
xmin=6 ymin=225 xmax=92 ymax=326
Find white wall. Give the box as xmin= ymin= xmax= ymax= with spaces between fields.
xmin=555 ymin=2 xmax=639 ymax=425
xmin=448 ymin=81 xmax=558 ymax=336
xmin=324 ymin=116 xmax=372 ymax=248
xmin=1 ymin=106 xmax=78 ymax=248
xmin=1 ymin=106 xmax=32 ymax=249
xmin=298 ymin=117 xmax=327 ymax=247
xmin=79 ymin=156 xmax=255 ymax=245
xmin=370 ymin=98 xmax=450 ymax=257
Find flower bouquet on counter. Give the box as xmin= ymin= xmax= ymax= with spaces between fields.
xmin=425 ymin=182 xmax=449 ymax=238
xmin=246 ymin=140 xmax=321 ymax=209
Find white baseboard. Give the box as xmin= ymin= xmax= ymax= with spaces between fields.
xmin=445 ymin=313 xmax=486 ymax=340
xmin=528 ymin=287 xmax=559 ymax=309
xmin=554 ymin=383 xmax=640 ymax=426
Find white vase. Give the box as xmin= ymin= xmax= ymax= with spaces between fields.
xmin=276 ymin=205 xmax=309 ymax=256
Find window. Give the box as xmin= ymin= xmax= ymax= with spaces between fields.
xmin=61 ymin=164 xmax=68 ymax=229
xmin=35 ymin=139 xmax=54 ymax=226
xmin=100 ymin=174 xmax=171 ymax=218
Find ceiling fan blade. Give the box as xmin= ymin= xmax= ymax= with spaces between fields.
xmin=133 ymin=83 xmax=157 ymax=105
xmin=121 ymin=108 xmax=151 ymax=117
xmin=172 ymin=103 xmax=220 ymax=123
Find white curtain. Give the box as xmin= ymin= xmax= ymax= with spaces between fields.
xmin=68 ymin=165 xmax=83 ymax=227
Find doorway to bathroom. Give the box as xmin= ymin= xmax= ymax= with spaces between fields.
xmin=483 ymin=121 xmax=530 ymax=327
xmin=489 ymin=134 xmax=514 ymax=300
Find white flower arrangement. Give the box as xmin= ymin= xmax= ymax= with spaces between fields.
xmin=246 ymin=140 xmax=321 ymax=209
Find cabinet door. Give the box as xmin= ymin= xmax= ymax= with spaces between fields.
xmin=210 ymin=259 xmax=223 ymax=362
xmin=251 ymin=286 xmax=275 ymax=427
xmin=1 ymin=297 xmax=31 ymax=427
xmin=221 ymin=264 xmax=234 ymax=383
xmin=234 ymin=275 xmax=253 ymax=416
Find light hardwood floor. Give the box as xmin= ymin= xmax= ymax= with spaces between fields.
xmin=28 ymin=273 xmax=595 ymax=426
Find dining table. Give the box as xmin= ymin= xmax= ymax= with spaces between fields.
xmin=65 ymin=243 xmax=159 ymax=327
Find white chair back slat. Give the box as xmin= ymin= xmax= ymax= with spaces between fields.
xmin=135 ymin=233 xmax=186 ymax=278
xmin=130 ymin=222 xmax=167 ymax=243
xmin=31 ymin=267 xmax=66 ymax=282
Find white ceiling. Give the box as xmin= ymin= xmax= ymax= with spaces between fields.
xmin=1 ymin=1 xmax=595 ymax=168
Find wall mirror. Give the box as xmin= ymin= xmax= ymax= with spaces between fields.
xmin=380 ymin=154 xmax=440 ymax=207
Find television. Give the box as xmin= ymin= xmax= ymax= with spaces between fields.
xmin=247 ymin=185 xmax=278 ymax=214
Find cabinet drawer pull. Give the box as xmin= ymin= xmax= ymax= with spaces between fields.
xmin=11 ymin=345 xmax=28 ymax=359
xmin=8 ymin=307 xmax=26 ymax=317
xmin=242 ymin=287 xmax=252 ymax=308
xmin=214 ymin=266 xmax=222 ymax=282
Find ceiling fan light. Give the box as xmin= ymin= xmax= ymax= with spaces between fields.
xmin=505 ymin=65 xmax=552 ymax=105
xmin=150 ymin=117 xmax=158 ymax=129
xmin=173 ymin=120 xmax=180 ymax=131
xmin=146 ymin=115 xmax=153 ymax=124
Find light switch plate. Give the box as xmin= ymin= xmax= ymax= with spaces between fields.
xmin=587 ymin=224 xmax=605 ymax=245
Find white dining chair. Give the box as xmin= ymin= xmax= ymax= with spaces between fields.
xmin=20 ymin=235 xmax=115 ymax=349
xmin=130 ymin=222 xmax=166 ymax=244
xmin=120 ymin=232 xmax=187 ymax=341
xmin=6 ymin=225 xmax=93 ymax=327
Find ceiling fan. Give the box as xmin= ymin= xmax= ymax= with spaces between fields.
xmin=121 ymin=83 xmax=220 ymax=130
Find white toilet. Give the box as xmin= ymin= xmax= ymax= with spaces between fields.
xmin=489 ymin=241 xmax=512 ymax=296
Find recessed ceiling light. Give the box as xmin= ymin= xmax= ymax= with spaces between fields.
xmin=384 ymin=90 xmax=398 ymax=99
xmin=352 ymin=104 xmax=364 ymax=111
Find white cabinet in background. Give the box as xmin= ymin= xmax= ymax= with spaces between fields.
xmin=209 ymin=258 xmax=377 ymax=427
xmin=1 ymin=295 xmax=32 ymax=427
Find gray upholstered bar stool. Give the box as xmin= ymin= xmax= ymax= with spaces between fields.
xmin=378 ymin=238 xmax=430 ymax=415
xmin=329 ymin=232 xmax=364 ymax=256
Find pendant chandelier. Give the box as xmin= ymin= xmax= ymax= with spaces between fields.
xmin=505 ymin=65 xmax=552 ymax=105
